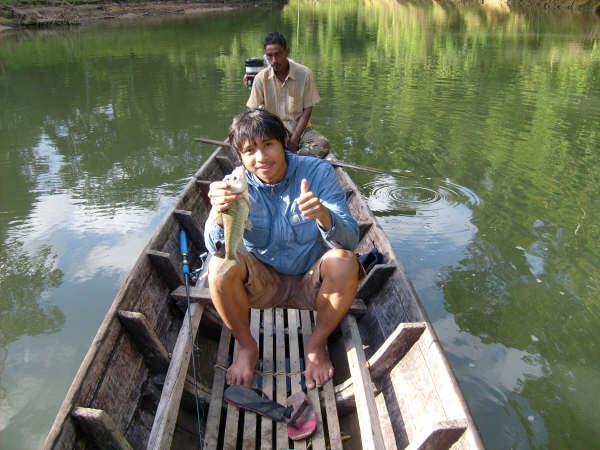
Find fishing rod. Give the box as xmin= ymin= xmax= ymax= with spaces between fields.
xmin=194 ymin=137 xmax=387 ymax=174
xmin=179 ymin=229 xmax=204 ymax=448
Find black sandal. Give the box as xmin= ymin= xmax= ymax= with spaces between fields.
xmin=223 ymin=385 xmax=292 ymax=422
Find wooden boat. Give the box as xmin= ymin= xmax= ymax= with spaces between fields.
xmin=43 ymin=143 xmax=484 ymax=450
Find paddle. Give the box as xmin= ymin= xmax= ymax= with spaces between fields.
xmin=194 ymin=137 xmax=386 ymax=174
xmin=179 ymin=229 xmax=203 ymax=448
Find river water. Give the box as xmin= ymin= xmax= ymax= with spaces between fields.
xmin=1 ymin=1 xmax=599 ymax=448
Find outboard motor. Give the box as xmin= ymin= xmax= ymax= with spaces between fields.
xmin=245 ymin=57 xmax=265 ymax=88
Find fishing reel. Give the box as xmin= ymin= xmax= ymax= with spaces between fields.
xmin=190 ymin=252 xmax=209 ymax=284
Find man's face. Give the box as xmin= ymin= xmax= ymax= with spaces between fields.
xmin=239 ymin=136 xmax=287 ymax=184
xmin=264 ymin=44 xmax=289 ymax=74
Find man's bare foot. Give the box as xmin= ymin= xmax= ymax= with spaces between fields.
xmin=304 ymin=344 xmax=334 ymax=390
xmin=227 ymin=342 xmax=258 ymax=387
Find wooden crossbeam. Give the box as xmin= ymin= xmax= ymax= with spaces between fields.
xmin=405 ymin=419 xmax=468 ymax=450
xmin=173 ymin=209 xmax=205 ymax=252
xmin=368 ymin=322 xmax=426 ymax=383
xmin=170 ymin=285 xmax=212 ymax=304
xmin=146 ymin=250 xmax=183 ymax=290
xmin=117 ymin=310 xmax=170 ymax=374
xmin=71 ymin=407 xmax=132 ymax=450
xmin=358 ymin=220 xmax=373 ymax=241
xmin=356 ymin=263 xmax=396 ymax=302
xmin=152 ymin=373 xmax=210 ymax=409
xmin=333 ymin=322 xmax=426 ymax=415
xmin=146 ymin=303 xmax=205 ymax=450
xmin=216 ymin=155 xmax=236 ymax=173
xmin=341 ymin=315 xmax=385 ymax=450
xmin=331 ymin=378 xmax=356 ymax=417
xmin=169 ymin=285 xmax=367 ymax=315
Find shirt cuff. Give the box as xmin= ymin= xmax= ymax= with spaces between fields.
xmin=318 ymin=213 xmax=341 ymax=248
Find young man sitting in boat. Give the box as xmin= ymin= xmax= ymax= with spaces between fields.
xmin=205 ymin=109 xmax=359 ymax=390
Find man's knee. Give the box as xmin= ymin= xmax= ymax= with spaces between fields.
xmin=321 ymin=249 xmax=359 ymax=281
xmin=208 ymin=257 xmax=246 ymax=293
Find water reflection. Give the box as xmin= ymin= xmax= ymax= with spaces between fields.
xmin=0 ymin=243 xmax=64 ymax=353
xmin=1 ymin=1 xmax=600 ymax=448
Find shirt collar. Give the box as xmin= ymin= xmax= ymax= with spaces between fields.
xmin=267 ymin=59 xmax=295 ymax=81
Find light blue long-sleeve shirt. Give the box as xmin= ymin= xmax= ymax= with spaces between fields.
xmin=205 ymin=151 xmax=359 ymax=275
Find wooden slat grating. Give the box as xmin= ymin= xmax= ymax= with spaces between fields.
xmin=274 ymin=309 xmax=288 ymax=448
xmin=300 ymin=310 xmax=330 ymax=450
xmin=204 ymin=308 xmax=343 ymax=449
xmin=223 ymin=341 xmax=240 ymax=449
xmin=287 ymin=309 xmax=306 ymax=450
xmin=242 ymin=308 xmax=261 ymax=450
xmin=203 ymin=328 xmax=231 ymax=449
xmin=260 ymin=309 xmax=274 ymax=450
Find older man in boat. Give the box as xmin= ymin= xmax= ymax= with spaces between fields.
xmin=205 ymin=109 xmax=359 ymax=389
xmin=246 ymin=31 xmax=330 ymax=157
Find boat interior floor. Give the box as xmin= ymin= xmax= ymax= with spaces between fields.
xmin=203 ymin=307 xmax=347 ymax=450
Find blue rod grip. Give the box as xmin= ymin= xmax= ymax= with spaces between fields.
xmin=179 ymin=229 xmax=188 ymax=256
xmin=179 ymin=229 xmax=190 ymax=275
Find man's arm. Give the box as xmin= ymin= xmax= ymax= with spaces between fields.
xmin=246 ymin=75 xmax=265 ymax=109
xmin=288 ymin=106 xmax=312 ymax=152
xmin=297 ymin=164 xmax=359 ymax=250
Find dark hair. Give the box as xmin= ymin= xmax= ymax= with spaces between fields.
xmin=263 ymin=31 xmax=288 ymax=49
xmin=228 ymin=109 xmax=287 ymax=153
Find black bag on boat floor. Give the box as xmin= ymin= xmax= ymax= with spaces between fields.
xmin=357 ymin=242 xmax=384 ymax=274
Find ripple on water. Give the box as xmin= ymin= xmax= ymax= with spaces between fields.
xmin=364 ymin=174 xmax=480 ymax=243
xmin=365 ymin=174 xmax=480 ymax=216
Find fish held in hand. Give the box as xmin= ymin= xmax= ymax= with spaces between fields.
xmin=214 ymin=166 xmax=251 ymax=276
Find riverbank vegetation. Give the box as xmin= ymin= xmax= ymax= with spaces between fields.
xmin=0 ymin=0 xmax=274 ymax=29
xmin=0 ymin=0 xmax=598 ymax=31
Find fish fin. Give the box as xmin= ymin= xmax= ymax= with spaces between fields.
xmin=244 ymin=217 xmax=252 ymax=230
xmin=214 ymin=211 xmax=224 ymax=227
xmin=217 ymin=259 xmax=239 ymax=277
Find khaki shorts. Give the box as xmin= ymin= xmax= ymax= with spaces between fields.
xmin=236 ymin=252 xmax=323 ymax=310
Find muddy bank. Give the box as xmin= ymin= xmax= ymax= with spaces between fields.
xmin=0 ymin=1 xmax=258 ymax=31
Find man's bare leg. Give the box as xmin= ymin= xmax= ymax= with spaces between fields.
xmin=208 ymin=257 xmax=257 ymax=387
xmin=305 ymin=249 xmax=359 ymax=389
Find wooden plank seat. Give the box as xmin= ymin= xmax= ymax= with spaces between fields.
xmin=203 ymin=308 xmax=342 ymax=450
xmin=170 ymin=285 xmax=368 ymax=315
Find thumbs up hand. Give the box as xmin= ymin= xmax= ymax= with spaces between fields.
xmin=297 ymin=178 xmax=332 ymax=231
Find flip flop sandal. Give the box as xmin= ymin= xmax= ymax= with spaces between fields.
xmin=223 ymin=385 xmax=292 ymax=422
xmin=287 ymin=391 xmax=317 ymax=441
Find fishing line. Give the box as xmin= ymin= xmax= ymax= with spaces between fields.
xmin=179 ymin=229 xmax=204 ymax=449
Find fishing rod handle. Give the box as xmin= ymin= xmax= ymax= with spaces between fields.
xmin=179 ymin=229 xmax=190 ymax=275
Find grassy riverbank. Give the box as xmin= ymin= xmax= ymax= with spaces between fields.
xmin=0 ymin=0 xmax=269 ymax=30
